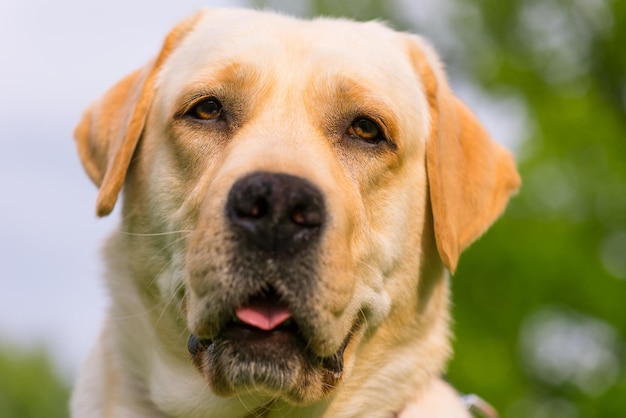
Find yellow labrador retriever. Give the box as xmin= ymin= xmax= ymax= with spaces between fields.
xmin=72 ymin=8 xmax=520 ymax=418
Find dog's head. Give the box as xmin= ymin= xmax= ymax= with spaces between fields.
xmin=75 ymin=9 xmax=519 ymax=406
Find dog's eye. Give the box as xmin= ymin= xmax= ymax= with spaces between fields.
xmin=188 ymin=98 xmax=222 ymax=120
xmin=348 ymin=118 xmax=385 ymax=144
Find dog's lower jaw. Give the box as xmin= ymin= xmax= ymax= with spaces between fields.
xmin=187 ymin=326 xmax=352 ymax=405
xmin=182 ymin=295 xmax=451 ymax=418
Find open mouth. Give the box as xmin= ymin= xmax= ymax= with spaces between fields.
xmin=187 ymin=286 xmax=352 ymax=400
xmin=232 ymin=288 xmax=294 ymax=332
xmin=217 ymin=286 xmax=301 ymax=343
xmin=188 ymin=287 xmax=305 ymax=357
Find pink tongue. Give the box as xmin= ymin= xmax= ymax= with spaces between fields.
xmin=235 ymin=305 xmax=292 ymax=331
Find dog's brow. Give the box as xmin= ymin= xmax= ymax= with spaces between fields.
xmin=173 ymin=61 xmax=263 ymax=114
xmin=311 ymin=75 xmax=399 ymax=144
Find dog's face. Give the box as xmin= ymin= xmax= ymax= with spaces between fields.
xmin=75 ymin=9 xmax=519 ymax=406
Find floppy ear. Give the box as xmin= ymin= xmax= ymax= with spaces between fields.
xmin=408 ymin=38 xmax=521 ymax=274
xmin=74 ymin=12 xmax=202 ymax=217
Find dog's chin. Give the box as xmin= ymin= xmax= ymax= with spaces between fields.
xmin=188 ymin=322 xmax=348 ymax=404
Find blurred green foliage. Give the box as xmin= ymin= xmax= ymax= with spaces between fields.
xmin=445 ymin=1 xmax=626 ymax=416
xmin=0 ymin=344 xmax=69 ymax=418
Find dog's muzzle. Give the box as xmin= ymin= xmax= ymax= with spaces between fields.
xmin=186 ymin=171 xmax=350 ymax=402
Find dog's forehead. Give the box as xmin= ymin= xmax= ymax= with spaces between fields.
xmin=158 ymin=9 xmax=423 ymax=100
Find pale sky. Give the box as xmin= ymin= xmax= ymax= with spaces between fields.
xmin=0 ymin=0 xmax=525 ymax=382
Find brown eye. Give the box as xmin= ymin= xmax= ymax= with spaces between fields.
xmin=189 ymin=98 xmax=222 ymax=120
xmin=348 ymin=118 xmax=384 ymax=144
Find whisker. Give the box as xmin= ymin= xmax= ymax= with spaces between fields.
xmin=154 ymin=280 xmax=186 ymax=328
xmin=117 ymin=229 xmax=193 ymax=237
xmin=109 ymin=304 xmax=162 ymax=320
xmin=356 ymin=258 xmax=381 ymax=276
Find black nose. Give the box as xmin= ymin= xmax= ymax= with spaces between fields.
xmin=226 ymin=172 xmax=325 ymax=254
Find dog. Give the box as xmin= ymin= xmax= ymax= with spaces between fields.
xmin=71 ymin=8 xmax=520 ymax=418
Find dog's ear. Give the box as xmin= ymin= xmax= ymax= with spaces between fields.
xmin=407 ymin=37 xmax=521 ymax=274
xmin=74 ymin=12 xmax=202 ymax=217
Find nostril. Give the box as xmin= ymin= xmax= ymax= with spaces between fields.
xmin=236 ymin=197 xmax=268 ymax=219
xmin=290 ymin=205 xmax=323 ymax=227
xmin=291 ymin=206 xmax=305 ymax=226
xmin=251 ymin=199 xmax=267 ymax=218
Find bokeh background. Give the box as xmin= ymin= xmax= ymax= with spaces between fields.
xmin=1 ymin=0 xmax=624 ymax=416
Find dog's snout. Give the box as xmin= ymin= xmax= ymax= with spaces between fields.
xmin=227 ymin=172 xmax=325 ymax=254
